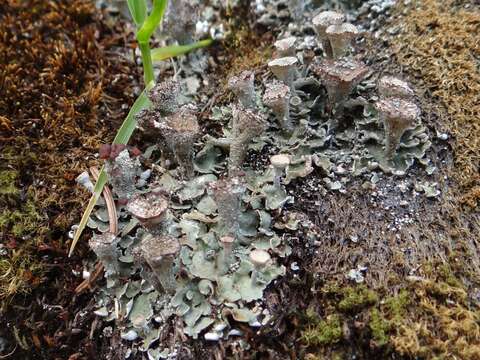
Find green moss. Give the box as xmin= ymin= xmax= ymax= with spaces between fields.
xmin=0 ymin=196 xmax=43 ymax=237
xmin=0 ymin=251 xmax=44 ymax=299
xmin=0 ymin=178 xmax=45 ymax=300
xmin=303 ymin=261 xmax=479 ymax=358
xmin=369 ymin=309 xmax=390 ymax=346
xmin=304 ymin=307 xmax=321 ymax=324
xmin=437 ymin=264 xmax=463 ymax=289
xmin=366 ymin=290 xmax=410 ymax=348
xmin=0 ymin=176 xmax=43 ymax=238
xmin=384 ymin=289 xmax=409 ymax=321
xmin=424 ymin=280 xmax=467 ymax=303
xmin=0 ymin=170 xmax=19 ymax=197
xmin=301 ymin=314 xmax=343 ymax=346
xmin=337 ymin=286 xmax=378 ymax=312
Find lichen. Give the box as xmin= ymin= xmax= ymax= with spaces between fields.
xmin=78 ymin=4 xmax=457 ymax=357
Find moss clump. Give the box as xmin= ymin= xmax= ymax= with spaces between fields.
xmin=304 ymin=307 xmax=321 ymax=324
xmin=392 ymin=0 xmax=480 ymax=206
xmin=0 ymin=250 xmax=44 ymax=300
xmin=392 ymin=301 xmax=480 ymax=359
xmin=437 ymin=264 xmax=464 ymax=289
xmin=390 ymin=265 xmax=480 ymax=359
xmin=301 ymin=314 xmax=343 ymax=347
xmin=0 ymin=196 xmax=43 ymax=238
xmin=0 ymin=170 xmax=19 ymax=197
xmin=0 ymin=171 xmax=45 ymax=300
xmin=0 ymin=168 xmax=43 ymax=238
xmin=300 ymin=284 xmax=381 ymax=354
xmin=384 ymin=289 xmax=410 ymax=321
xmin=367 ymin=290 xmax=410 ymax=348
xmin=302 ymin=271 xmax=480 ymax=358
xmin=337 ymin=285 xmax=378 ymax=312
xmin=422 ymin=278 xmax=468 ymax=303
xmin=369 ymin=309 xmax=390 ymax=347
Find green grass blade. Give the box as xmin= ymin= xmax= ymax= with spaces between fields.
xmin=68 ymin=169 xmax=106 ymax=257
xmin=113 ymin=89 xmax=152 ymax=144
xmin=151 ymin=39 xmax=214 ymax=62
xmin=137 ymin=0 xmax=168 ymax=44
xmin=139 ymin=42 xmax=155 ymax=86
xmin=127 ymin=0 xmax=148 ymax=27
xmin=68 ymin=87 xmax=153 ymax=257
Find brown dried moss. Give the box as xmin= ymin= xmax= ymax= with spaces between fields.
xmin=221 ymin=1 xmax=273 ymax=77
xmin=391 ymin=0 xmax=480 ymax=207
xmin=392 ymin=274 xmax=480 ymax=359
xmin=0 ymin=0 xmax=138 ymax=300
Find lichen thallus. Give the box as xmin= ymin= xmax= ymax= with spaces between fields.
xmin=77 ymin=7 xmax=425 ymax=342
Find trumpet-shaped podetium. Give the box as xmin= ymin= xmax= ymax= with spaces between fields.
xmin=312 ymin=58 xmax=369 ymax=122
xmin=325 ymin=22 xmax=360 ymax=59
xmin=375 ymin=98 xmax=421 ymax=159
xmin=228 ymin=70 xmax=256 ymax=109
xmin=268 ymin=57 xmax=298 ymax=89
xmin=249 ymin=249 xmax=271 ymax=284
xmin=89 ymin=232 xmax=119 ymax=275
xmin=378 ymin=76 xmax=415 ymax=99
xmin=263 ymin=81 xmax=292 ymax=132
xmin=141 ymin=235 xmax=180 ymax=294
xmin=270 ymin=154 xmax=291 ymax=188
xmin=131 ymin=245 xmax=163 ymax=292
xmin=218 ymin=235 xmax=235 ymax=275
xmin=274 ymin=36 xmax=297 ymax=57
xmin=126 ymin=192 xmax=169 ymax=234
xmin=147 ymin=79 xmax=181 ymax=116
xmin=209 ymin=177 xmax=246 ymax=238
xmin=156 ymin=104 xmax=200 ymax=178
xmin=312 ymin=11 xmax=345 ymax=59
xmin=105 ymin=149 xmax=138 ymax=201
xmin=229 ymin=105 xmax=267 ymax=174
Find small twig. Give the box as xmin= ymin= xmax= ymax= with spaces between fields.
xmin=171 ymin=58 xmax=183 ymax=80
xmin=200 ymin=91 xmax=223 ymax=117
xmin=74 ymin=166 xmax=118 ymax=295
xmin=89 ymin=317 xmax=99 ymax=340
xmin=0 ymin=344 xmax=17 ymax=359
xmin=12 ymin=326 xmax=28 ymax=351
xmin=74 ymin=262 xmax=104 ymax=294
